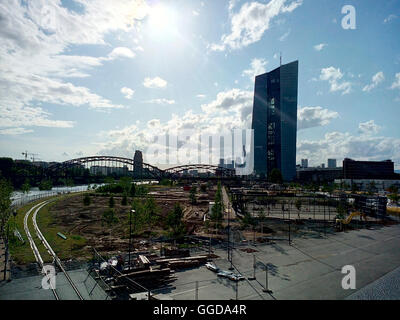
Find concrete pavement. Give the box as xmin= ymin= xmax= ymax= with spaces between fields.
xmin=166 ymin=224 xmax=400 ymax=300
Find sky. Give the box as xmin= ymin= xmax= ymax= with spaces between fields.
xmin=0 ymin=0 xmax=399 ymax=169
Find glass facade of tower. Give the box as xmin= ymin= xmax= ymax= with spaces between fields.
xmin=251 ymin=61 xmax=298 ymax=181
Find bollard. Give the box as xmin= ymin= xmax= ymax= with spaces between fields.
xmin=263 ymin=263 xmax=273 ymax=294
xmin=236 ymin=279 xmax=238 ymax=300
xmin=248 ymin=254 xmax=256 ymax=280
xmin=195 ymin=281 xmax=199 ymax=300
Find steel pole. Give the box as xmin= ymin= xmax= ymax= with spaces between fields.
xmin=128 ymin=209 xmax=134 ymax=270
xmin=263 ymin=263 xmax=272 ymax=293
xmin=288 ymin=202 xmax=291 ymax=245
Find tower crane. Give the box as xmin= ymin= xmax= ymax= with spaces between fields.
xmin=21 ymin=151 xmax=39 ymax=162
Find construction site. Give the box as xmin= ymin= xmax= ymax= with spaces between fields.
xmin=1 ymin=178 xmax=399 ymax=300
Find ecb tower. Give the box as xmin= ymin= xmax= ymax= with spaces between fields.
xmin=251 ymin=60 xmax=298 ymax=181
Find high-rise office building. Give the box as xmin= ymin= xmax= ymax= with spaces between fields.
xmin=301 ymin=159 xmax=308 ymax=168
xmin=251 ymin=60 xmax=298 ymax=181
xmin=133 ymin=150 xmax=143 ymax=177
xmin=328 ymin=159 xmax=337 ymax=168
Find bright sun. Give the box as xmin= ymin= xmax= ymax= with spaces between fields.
xmin=148 ymin=5 xmax=177 ymax=33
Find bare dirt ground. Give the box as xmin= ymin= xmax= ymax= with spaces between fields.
xmin=48 ymin=186 xmax=216 ymax=257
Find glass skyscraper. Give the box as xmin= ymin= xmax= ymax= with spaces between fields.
xmin=251 ymin=60 xmax=298 ymax=181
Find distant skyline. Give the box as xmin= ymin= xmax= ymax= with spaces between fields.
xmin=0 ymin=0 xmax=399 ymax=169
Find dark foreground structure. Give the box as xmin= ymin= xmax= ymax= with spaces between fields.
xmin=251 ymin=60 xmax=298 ymax=181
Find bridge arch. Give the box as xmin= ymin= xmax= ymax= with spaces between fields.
xmin=48 ymin=156 xmax=165 ymax=179
xmin=48 ymin=157 xmax=235 ymax=179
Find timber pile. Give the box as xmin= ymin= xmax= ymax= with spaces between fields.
xmin=116 ymin=267 xmax=175 ymax=289
xmin=155 ymin=255 xmax=209 ymax=270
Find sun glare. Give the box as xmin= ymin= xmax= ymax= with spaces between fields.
xmin=148 ymin=5 xmax=177 ymax=32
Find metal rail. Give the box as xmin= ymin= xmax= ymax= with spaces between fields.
xmin=23 ymin=201 xmax=59 ymax=300
xmin=31 ymin=201 xmax=84 ymax=300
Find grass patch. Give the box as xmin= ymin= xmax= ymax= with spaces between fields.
xmin=8 ymin=193 xmax=89 ymax=265
xmin=8 ymin=197 xmax=56 ymax=264
xmin=36 ymin=199 xmax=89 ymax=261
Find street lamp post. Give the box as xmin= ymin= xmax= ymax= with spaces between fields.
xmin=128 ymin=209 xmax=135 ymax=270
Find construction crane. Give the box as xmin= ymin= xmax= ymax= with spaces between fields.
xmin=21 ymin=151 xmax=39 ymax=162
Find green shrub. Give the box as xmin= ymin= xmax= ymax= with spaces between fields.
xmin=83 ymin=194 xmax=91 ymax=206
xmin=109 ymin=196 xmax=115 ymax=208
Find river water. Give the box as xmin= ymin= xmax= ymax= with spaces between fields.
xmin=11 ymin=180 xmax=158 ymax=207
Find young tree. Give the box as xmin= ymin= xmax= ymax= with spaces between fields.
xmin=121 ymin=194 xmax=128 ymax=206
xmin=21 ymin=179 xmax=30 ymax=194
xmin=129 ymin=183 xmax=136 ymax=197
xmin=39 ymin=179 xmax=52 ymax=191
xmin=83 ymin=194 xmax=91 ymax=206
xmin=258 ymin=210 xmax=266 ymax=233
xmin=131 ymin=198 xmax=145 ymax=234
xmin=109 ymin=196 xmax=115 ymax=208
xmin=105 ymin=176 xmax=115 ymax=185
xmin=166 ymin=203 xmax=186 ymax=239
xmin=241 ymin=212 xmax=256 ymax=229
xmin=189 ymin=186 xmax=197 ymax=205
xmin=0 ymin=179 xmax=13 ymax=234
xmin=119 ymin=177 xmax=132 ymax=196
xmin=102 ymin=208 xmax=119 ymax=236
xmin=144 ymin=196 xmax=159 ymax=228
xmin=210 ymin=183 xmax=224 ymax=229
xmin=295 ymin=199 xmax=302 ymax=219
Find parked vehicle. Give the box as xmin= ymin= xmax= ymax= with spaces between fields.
xmin=228 ymin=273 xmax=245 ymax=281
xmin=205 ymin=262 xmax=220 ymax=273
xmin=217 ymin=270 xmax=234 ymax=278
xmin=217 ymin=269 xmax=245 ymax=281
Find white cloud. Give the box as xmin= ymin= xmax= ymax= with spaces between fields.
xmin=201 ymin=89 xmax=253 ymax=120
xmin=297 ymin=130 xmax=400 ymax=168
xmin=362 ymin=71 xmax=384 ymax=92
xmin=0 ymin=103 xmax=75 ymax=129
xmin=192 ymin=10 xmax=199 ymax=16
xmin=0 ymin=0 xmax=146 ymax=132
xmin=384 ymin=14 xmax=397 ymax=23
xmin=121 ymin=87 xmax=135 ymax=99
xmin=0 ymin=127 xmax=34 ymax=135
xmin=107 ymin=47 xmax=136 ymax=60
xmin=242 ymin=58 xmax=268 ymax=80
xmin=229 ymin=0 xmax=239 ymax=11
xmin=279 ymin=29 xmax=291 ymax=41
xmin=145 ymin=98 xmax=175 ymax=105
xmin=358 ymin=120 xmax=381 ymax=135
xmin=211 ymin=0 xmax=303 ymax=51
xmin=97 ymin=89 xmax=254 ymax=163
xmin=320 ymin=67 xmax=352 ymax=95
xmin=314 ymin=43 xmax=327 ymax=51
xmin=196 ymin=94 xmax=206 ymax=99
xmin=390 ymin=73 xmax=400 ymax=90
xmin=143 ymin=77 xmax=168 ymax=88
xmin=298 ymin=106 xmax=339 ymax=130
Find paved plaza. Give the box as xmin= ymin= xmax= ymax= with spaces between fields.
xmin=161 ymin=224 xmax=400 ymax=300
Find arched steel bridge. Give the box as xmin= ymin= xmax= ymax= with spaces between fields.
xmin=48 ymin=156 xmax=235 ymax=179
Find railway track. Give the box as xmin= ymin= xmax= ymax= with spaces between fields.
xmin=23 ymin=200 xmax=84 ymax=300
